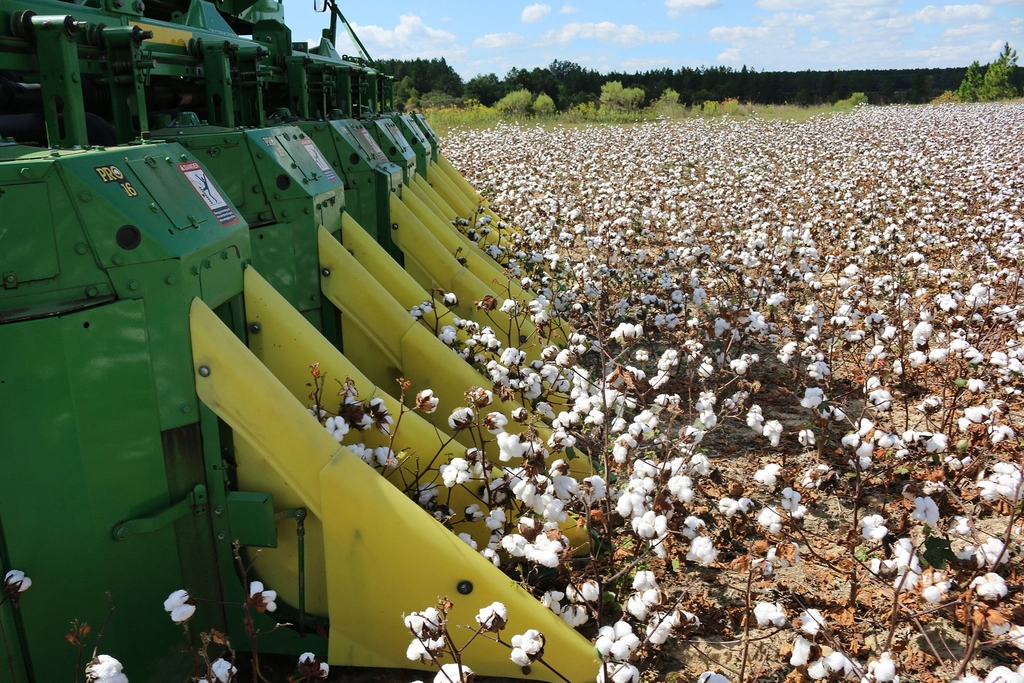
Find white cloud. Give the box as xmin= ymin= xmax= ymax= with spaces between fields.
xmin=755 ymin=0 xmax=816 ymax=9
xmin=620 ymin=57 xmax=674 ymax=71
xmin=349 ymin=14 xmax=464 ymax=59
xmin=522 ymin=3 xmax=552 ymax=23
xmin=943 ymin=23 xmax=994 ymax=36
xmin=914 ymin=4 xmax=993 ymax=23
xmin=717 ymin=47 xmax=742 ymax=63
xmin=540 ymin=22 xmax=680 ymax=47
xmin=666 ymin=0 xmax=721 ymax=18
xmin=808 ymin=36 xmax=831 ymax=50
xmin=709 ymin=25 xmax=772 ymax=43
xmin=560 ymin=4 xmax=580 ymax=13
xmin=474 ymin=32 xmax=526 ymax=48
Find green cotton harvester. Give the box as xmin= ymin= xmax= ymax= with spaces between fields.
xmin=0 ymin=0 xmax=600 ymax=680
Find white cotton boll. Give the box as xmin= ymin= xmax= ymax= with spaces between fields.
xmin=754 ymin=463 xmax=782 ymax=486
xmin=758 ymin=419 xmax=782 ymax=447
xmin=798 ymin=429 xmax=816 ymax=447
xmin=921 ymin=584 xmax=946 ymax=604
xmin=757 ymin=507 xmax=783 ymax=535
xmin=696 ymin=673 xmax=730 ymax=683
xmin=912 ymin=497 xmax=939 ymax=527
xmin=457 ymin=532 xmax=477 ymax=550
xmin=85 ymin=655 xmax=129 ymax=683
xmin=434 ymin=664 xmax=473 ymax=683
xmin=447 ymin=407 xmax=474 ymax=431
xmin=856 ymin=516 xmax=888 ymax=540
xmin=211 ymin=658 xmax=236 ymax=683
xmin=868 ymin=652 xmax=898 ymax=683
xmin=801 ymin=387 xmax=826 ymax=409
xmin=795 ymin=608 xmax=825 ymax=636
xmin=171 ymin=603 xmax=196 ymax=623
xmin=625 ymin=593 xmax=649 ymax=621
xmin=753 ymin=601 xmax=786 ymax=627
xmin=633 ymin=570 xmax=658 ymax=592
xmin=977 ymin=538 xmax=1010 ymax=567
xmin=404 ymin=607 xmax=442 ymax=638
xmin=984 ymin=667 xmax=1024 ymax=683
xmin=646 ymin=611 xmax=679 ymax=645
xmin=597 ymin=663 xmax=640 ymax=683
xmin=791 ymin=636 xmax=814 ymax=666
xmin=971 ymin=573 xmax=1008 ymax=601
xmin=475 ymin=602 xmax=508 ymax=631
xmin=687 ymin=536 xmax=718 ymax=565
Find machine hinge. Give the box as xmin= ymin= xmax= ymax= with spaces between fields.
xmin=112 ymin=484 xmax=207 ymax=540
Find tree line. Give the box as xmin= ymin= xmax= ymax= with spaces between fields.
xmin=376 ymin=55 xmax=1023 ymax=111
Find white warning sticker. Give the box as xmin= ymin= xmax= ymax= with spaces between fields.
xmin=300 ymin=138 xmax=338 ymax=183
xmin=178 ymin=162 xmax=238 ymax=226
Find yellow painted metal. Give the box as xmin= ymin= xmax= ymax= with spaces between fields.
xmin=427 ymin=162 xmax=475 ymax=217
xmin=320 ymin=454 xmax=601 ymax=681
xmin=131 ymin=22 xmax=192 ymax=46
xmin=389 ymin=193 xmax=537 ymax=350
xmin=189 ymin=295 xmax=600 ymax=681
xmin=190 ymin=297 xmax=330 ymax=519
xmin=438 ymin=153 xmax=485 ymax=204
xmin=410 ymin=174 xmax=457 ymax=223
xmin=436 ymin=154 xmax=482 ymax=208
xmin=401 ymin=190 xmax=514 ymax=298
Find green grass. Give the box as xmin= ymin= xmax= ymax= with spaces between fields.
xmin=423 ymin=99 xmax=862 ymax=135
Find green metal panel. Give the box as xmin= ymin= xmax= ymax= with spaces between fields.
xmin=0 ymin=182 xmax=58 ymax=284
xmin=227 ymin=492 xmax=277 ymax=548
xmin=300 ymin=119 xmax=402 ymax=260
xmin=393 ymin=114 xmax=432 ymax=176
xmin=366 ymin=117 xmax=416 ymax=183
xmin=0 ymin=300 xmax=191 ymax=682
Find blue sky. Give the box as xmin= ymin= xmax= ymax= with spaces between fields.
xmin=283 ymin=1 xmax=1022 ymax=78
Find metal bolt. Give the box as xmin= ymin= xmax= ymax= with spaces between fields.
xmin=75 ymin=243 xmax=88 ymax=255
xmin=456 ymin=580 xmax=473 ymax=595
xmin=321 ymin=268 xmax=330 ymax=276
xmin=127 ymin=280 xmax=139 ymax=291
xmin=249 ymin=322 xmax=261 ymax=334
xmin=165 ymin=275 xmax=176 ymax=285
xmin=391 ymin=222 xmax=399 ymax=230
xmin=198 ymin=365 xmax=211 ymax=377
xmin=214 ymin=506 xmax=224 ymax=516
xmin=217 ymin=531 xmax=226 ymax=540
xmin=85 ymin=286 xmax=98 ymax=297
xmin=111 ymin=254 xmax=123 ymax=265
xmin=180 ymin=402 xmax=191 ymax=413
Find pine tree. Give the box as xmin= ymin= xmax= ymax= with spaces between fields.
xmin=979 ymin=43 xmax=1018 ymax=101
xmin=956 ymin=61 xmax=983 ymax=102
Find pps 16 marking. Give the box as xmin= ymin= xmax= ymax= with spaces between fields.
xmin=94 ymin=165 xmax=138 ymax=198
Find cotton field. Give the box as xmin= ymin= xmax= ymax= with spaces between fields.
xmin=400 ymin=103 xmax=1024 ymax=683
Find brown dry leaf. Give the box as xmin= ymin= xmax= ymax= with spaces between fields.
xmin=833 ymin=606 xmax=856 ymax=626
xmin=783 ymin=667 xmax=810 ymax=683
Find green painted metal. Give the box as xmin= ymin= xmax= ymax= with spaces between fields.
xmin=299 ymin=118 xmax=403 ymax=260
xmin=0 ymin=0 xmax=473 ymax=675
xmin=365 ymin=117 xmax=416 ymax=184
xmin=227 ymin=492 xmax=278 ymax=548
xmin=391 ymin=114 xmax=432 ymax=176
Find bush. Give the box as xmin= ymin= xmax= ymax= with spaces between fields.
xmin=833 ymin=92 xmax=868 ymax=110
xmin=600 ymin=81 xmax=645 ymax=111
xmin=533 ymin=92 xmax=556 ymax=117
xmin=931 ymin=90 xmax=958 ymax=104
xmin=495 ymin=88 xmax=533 ymax=116
xmin=722 ymin=98 xmax=741 ymax=116
xmin=701 ymin=100 xmax=719 ymax=116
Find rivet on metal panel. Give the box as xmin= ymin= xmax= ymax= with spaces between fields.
xmin=19 ymin=168 xmax=30 ymax=179
xmin=74 ymin=243 xmax=88 ymax=255
xmin=217 ymin=532 xmax=226 ymax=540
xmin=191 ymin=265 xmax=200 ymax=275
xmin=221 ymin=250 xmax=230 ymax=260
xmin=111 ymin=254 xmax=124 ymax=265
xmin=214 ymin=506 xmax=224 ymax=516
xmin=85 ymin=286 xmax=98 ymax=297
xmin=198 ymin=365 xmax=211 ymax=377
xmin=180 ymin=403 xmax=191 ymax=413
xmin=165 ymin=275 xmax=176 ymax=285
xmin=127 ymin=280 xmax=139 ymax=291
xmin=79 ymin=191 xmax=91 ymax=202
xmin=457 ymin=580 xmax=473 ymax=595
xmin=249 ymin=323 xmax=261 ymax=334
xmin=203 ymin=259 xmax=212 ymax=269
xmin=391 ymin=223 xmax=398 ymax=230
xmin=321 ymin=268 xmax=330 ymax=277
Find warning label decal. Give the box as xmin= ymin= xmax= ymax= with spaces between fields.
xmin=300 ymin=138 xmax=338 ymax=183
xmin=178 ymin=162 xmax=238 ymax=226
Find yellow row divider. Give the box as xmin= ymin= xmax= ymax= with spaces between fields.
xmin=189 ymin=294 xmax=599 ymax=681
xmin=427 ymin=161 xmax=475 ymax=217
xmin=411 ymin=172 xmax=458 ymax=222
